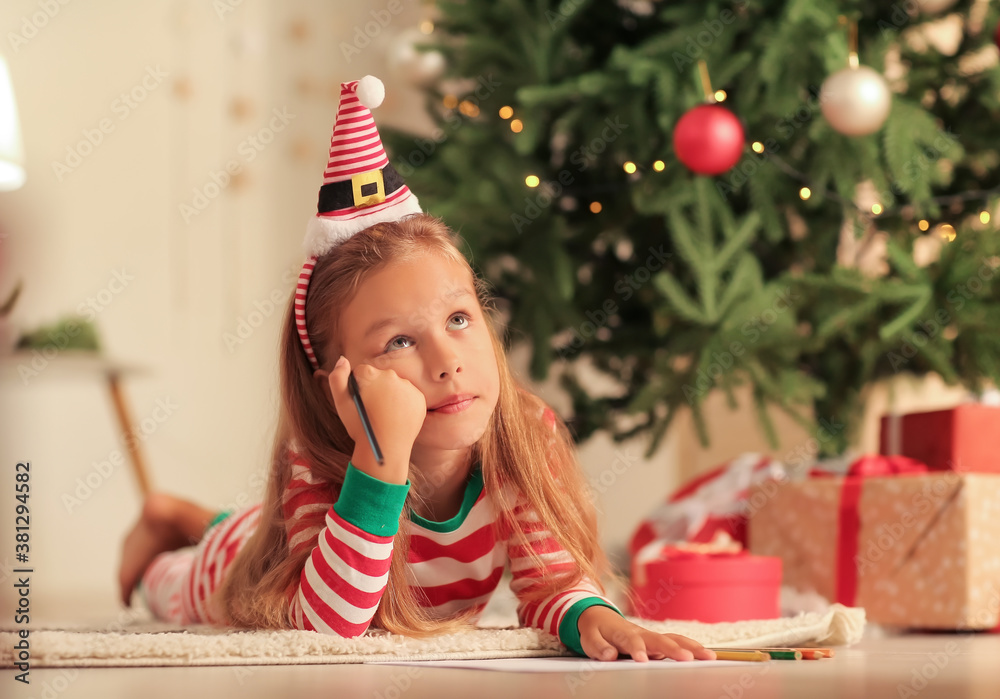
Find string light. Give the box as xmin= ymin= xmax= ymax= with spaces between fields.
xmin=498 ymin=106 xmax=513 ymax=119
xmin=623 ymin=161 xmax=637 ymax=174
xmin=918 ymin=219 xmax=930 ymax=231
xmin=510 ymin=119 xmax=523 ymax=133
xmin=442 ymin=95 xmax=458 ymax=109
xmin=939 ymin=224 xmax=957 ymax=241
xmin=419 ymin=20 xmax=434 ymax=34
xmin=799 ymin=187 xmax=811 ymax=200
xmin=981 ymin=211 xmax=991 ymax=224
xmin=871 ymin=203 xmax=883 ymax=215
xmin=525 ymin=175 xmax=540 ymax=188
xmin=589 ymin=202 xmax=602 ymax=213
xmin=714 ymin=89 xmax=727 ymax=102
xmin=458 ymin=100 xmax=480 ymax=117
xmin=752 ymin=141 xmax=765 ymax=153
xmin=652 ymin=160 xmax=665 ymax=172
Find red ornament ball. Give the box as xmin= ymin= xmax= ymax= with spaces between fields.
xmin=672 ymin=104 xmax=745 ymax=175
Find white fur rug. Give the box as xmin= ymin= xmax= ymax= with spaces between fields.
xmin=1 ymin=604 xmax=864 ymax=668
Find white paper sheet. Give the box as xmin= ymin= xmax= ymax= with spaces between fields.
xmin=368 ymin=657 xmax=751 ymax=672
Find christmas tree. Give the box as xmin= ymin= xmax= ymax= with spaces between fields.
xmin=384 ymin=0 xmax=1000 ymax=457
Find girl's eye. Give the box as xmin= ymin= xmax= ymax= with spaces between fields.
xmin=383 ymin=313 xmax=471 ymax=353
xmin=448 ymin=313 xmax=470 ymax=330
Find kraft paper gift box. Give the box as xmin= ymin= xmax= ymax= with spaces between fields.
xmin=879 ymin=404 xmax=1000 ymax=473
xmin=748 ymin=469 xmax=1000 ymax=629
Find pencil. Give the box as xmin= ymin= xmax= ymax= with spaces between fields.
xmin=718 ymin=648 xmax=802 ymax=660
xmin=793 ymin=648 xmax=834 ymax=659
xmin=347 ymin=372 xmax=384 ymax=465
xmin=709 ymin=650 xmax=771 ymax=662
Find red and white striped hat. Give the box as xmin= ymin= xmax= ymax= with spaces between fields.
xmin=296 ymin=75 xmax=422 ymax=371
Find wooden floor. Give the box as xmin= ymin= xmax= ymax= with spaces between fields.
xmin=5 ymin=632 xmax=999 ymax=698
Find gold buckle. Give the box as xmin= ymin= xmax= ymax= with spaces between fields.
xmin=351 ymin=169 xmax=386 ymax=207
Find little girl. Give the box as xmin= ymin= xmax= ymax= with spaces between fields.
xmin=117 ymin=76 xmax=714 ymax=664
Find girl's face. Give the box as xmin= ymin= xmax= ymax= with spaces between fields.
xmin=337 ymin=250 xmax=501 ymax=453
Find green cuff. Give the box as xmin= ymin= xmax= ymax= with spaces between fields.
xmin=333 ymin=462 xmax=410 ymax=537
xmin=557 ymin=597 xmax=623 ymax=657
xmin=206 ymin=509 xmax=232 ymax=533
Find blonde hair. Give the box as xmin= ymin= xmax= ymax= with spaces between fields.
xmin=213 ymin=213 xmax=612 ymax=636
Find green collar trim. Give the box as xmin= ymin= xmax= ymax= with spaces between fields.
xmin=409 ymin=462 xmax=484 ymax=533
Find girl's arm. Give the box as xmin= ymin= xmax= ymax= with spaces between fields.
xmin=285 ymin=459 xmax=409 ymax=635
xmin=286 ymin=356 xmax=424 ymax=634
xmin=505 ymin=499 xmax=621 ymax=656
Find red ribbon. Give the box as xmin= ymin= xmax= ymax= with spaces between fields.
xmin=815 ymin=455 xmax=928 ymax=606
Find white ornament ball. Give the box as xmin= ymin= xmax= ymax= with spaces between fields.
xmin=388 ymin=28 xmax=446 ymax=85
xmin=820 ymin=65 xmax=892 ymax=136
xmin=355 ymin=75 xmax=385 ymax=109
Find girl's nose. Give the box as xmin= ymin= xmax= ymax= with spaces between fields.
xmin=430 ymin=339 xmax=462 ymax=379
xmin=438 ymin=356 xmax=462 ymax=379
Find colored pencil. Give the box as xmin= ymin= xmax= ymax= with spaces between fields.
xmin=716 ymin=648 xmax=802 ymax=660
xmin=709 ymin=650 xmax=771 ymax=662
xmin=347 ymin=372 xmax=384 ymax=465
xmin=794 ymin=648 xmax=834 ymax=658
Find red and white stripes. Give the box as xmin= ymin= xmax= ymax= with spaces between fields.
xmin=141 ymin=460 xmax=614 ymax=641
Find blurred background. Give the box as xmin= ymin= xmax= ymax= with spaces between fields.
xmin=0 ymin=0 xmax=987 ymax=622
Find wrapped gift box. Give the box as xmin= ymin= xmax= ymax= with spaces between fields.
xmin=748 ymin=471 xmax=1000 ymax=629
xmin=630 ymin=548 xmax=782 ymax=623
xmin=879 ymin=404 xmax=1000 ymax=473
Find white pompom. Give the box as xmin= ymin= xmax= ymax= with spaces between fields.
xmin=355 ymin=75 xmax=385 ymax=109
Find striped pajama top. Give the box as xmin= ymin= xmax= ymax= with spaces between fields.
xmin=141 ymin=425 xmax=619 ymax=655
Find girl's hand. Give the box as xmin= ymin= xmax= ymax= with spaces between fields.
xmin=328 ymin=355 xmax=426 ymax=484
xmin=577 ymin=606 xmax=716 ymax=662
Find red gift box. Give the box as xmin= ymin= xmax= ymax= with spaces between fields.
xmin=879 ymin=404 xmax=1000 ymax=473
xmin=630 ymin=549 xmax=782 ymax=623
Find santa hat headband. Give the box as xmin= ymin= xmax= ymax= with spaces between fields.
xmin=295 ymin=76 xmax=422 ymax=371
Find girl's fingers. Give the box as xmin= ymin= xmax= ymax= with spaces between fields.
xmin=665 ymin=633 xmax=716 ymax=660
xmin=660 ymin=633 xmax=715 ymax=661
xmin=328 ymin=355 xmax=356 ymax=420
xmin=579 ymin=626 xmax=619 ymax=662
xmin=608 ymin=629 xmax=650 ymax=663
